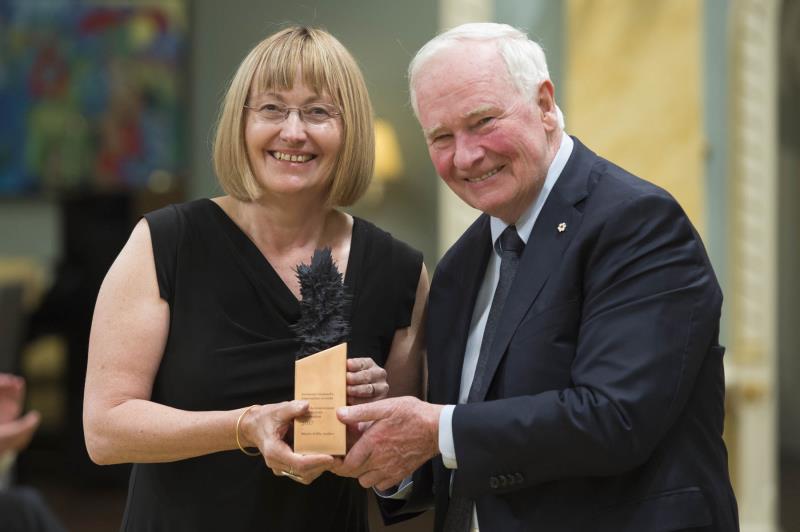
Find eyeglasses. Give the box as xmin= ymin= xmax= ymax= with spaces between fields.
xmin=243 ymin=102 xmax=341 ymax=125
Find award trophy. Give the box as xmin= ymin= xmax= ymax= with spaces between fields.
xmin=290 ymin=248 xmax=350 ymax=455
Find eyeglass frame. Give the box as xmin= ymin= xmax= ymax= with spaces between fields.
xmin=243 ymin=101 xmax=342 ymax=125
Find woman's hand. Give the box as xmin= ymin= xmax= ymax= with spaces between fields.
xmin=346 ymin=358 xmax=389 ymax=405
xmin=239 ymin=401 xmax=335 ymax=485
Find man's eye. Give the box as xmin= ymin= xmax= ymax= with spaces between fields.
xmin=476 ymin=116 xmax=495 ymax=127
xmin=432 ymin=134 xmax=452 ymax=144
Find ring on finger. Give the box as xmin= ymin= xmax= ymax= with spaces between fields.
xmin=282 ymin=469 xmax=303 ymax=482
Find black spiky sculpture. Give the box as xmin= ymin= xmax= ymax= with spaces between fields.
xmin=291 ymin=247 xmax=351 ymax=359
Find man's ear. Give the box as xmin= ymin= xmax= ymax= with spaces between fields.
xmin=537 ymin=80 xmax=557 ymax=128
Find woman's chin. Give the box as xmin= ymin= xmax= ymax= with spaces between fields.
xmin=257 ymin=181 xmax=327 ymax=203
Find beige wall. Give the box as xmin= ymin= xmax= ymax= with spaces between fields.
xmin=565 ymin=0 xmax=705 ymax=235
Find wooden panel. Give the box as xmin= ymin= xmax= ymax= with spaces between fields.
xmin=566 ymin=0 xmax=704 ymax=234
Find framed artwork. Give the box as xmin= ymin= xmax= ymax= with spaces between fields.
xmin=0 ymin=0 xmax=187 ymax=197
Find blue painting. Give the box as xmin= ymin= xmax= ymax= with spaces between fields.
xmin=0 ymin=0 xmax=187 ymax=196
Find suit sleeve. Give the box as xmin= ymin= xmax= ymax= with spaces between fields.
xmin=450 ymin=191 xmax=722 ymax=497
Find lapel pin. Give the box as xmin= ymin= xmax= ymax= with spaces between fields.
xmin=557 ymin=222 xmax=567 ymax=233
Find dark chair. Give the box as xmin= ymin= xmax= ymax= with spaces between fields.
xmin=25 ymin=192 xmax=134 ymax=487
xmin=0 ymin=280 xmax=25 ymax=489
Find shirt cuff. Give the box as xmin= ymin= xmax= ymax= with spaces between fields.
xmin=374 ymin=475 xmax=414 ymax=500
xmin=439 ymin=404 xmax=457 ymax=469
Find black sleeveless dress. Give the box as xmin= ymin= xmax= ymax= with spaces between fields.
xmin=120 ymin=199 xmax=422 ymax=532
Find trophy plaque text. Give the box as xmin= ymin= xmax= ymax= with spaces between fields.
xmin=294 ymin=342 xmax=346 ymax=455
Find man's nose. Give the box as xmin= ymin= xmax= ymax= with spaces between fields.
xmin=452 ymin=135 xmax=484 ymax=170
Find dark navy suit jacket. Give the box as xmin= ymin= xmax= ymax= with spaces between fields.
xmin=408 ymin=137 xmax=739 ymax=532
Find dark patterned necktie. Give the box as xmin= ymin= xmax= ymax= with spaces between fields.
xmin=467 ymin=225 xmax=525 ymax=403
xmin=443 ymin=225 xmax=526 ymax=532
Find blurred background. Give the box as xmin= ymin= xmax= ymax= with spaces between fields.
xmin=0 ymin=0 xmax=796 ymax=530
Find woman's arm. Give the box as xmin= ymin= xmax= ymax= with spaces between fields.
xmin=83 ymin=219 xmax=333 ymax=481
xmin=347 ymin=264 xmax=429 ymax=401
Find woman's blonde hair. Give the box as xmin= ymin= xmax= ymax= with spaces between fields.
xmin=213 ymin=26 xmax=374 ymax=206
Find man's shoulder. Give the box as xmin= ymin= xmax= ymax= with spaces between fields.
xmin=581 ymin=151 xmax=679 ymax=216
xmin=576 ymin=149 xmax=700 ymax=257
xmin=555 ymin=137 xmax=677 ymax=215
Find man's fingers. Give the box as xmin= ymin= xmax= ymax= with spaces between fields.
xmin=337 ymin=399 xmax=392 ymax=424
xmin=0 ymin=411 xmax=40 ymax=451
xmin=0 ymin=373 xmax=22 ymax=388
xmin=18 ymin=411 xmax=40 ymax=431
xmin=5 ymin=411 xmax=40 ymax=436
xmin=0 ymin=375 xmax=24 ymax=422
xmin=357 ymin=469 xmax=395 ymax=489
xmin=335 ymin=435 xmax=373 ymax=478
xmin=375 ymin=476 xmax=405 ymax=492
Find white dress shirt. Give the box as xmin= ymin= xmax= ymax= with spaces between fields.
xmin=438 ymin=133 xmax=573 ymax=530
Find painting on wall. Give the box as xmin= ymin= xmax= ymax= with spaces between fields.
xmin=0 ymin=0 xmax=187 ymax=197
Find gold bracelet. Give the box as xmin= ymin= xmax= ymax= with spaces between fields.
xmin=235 ymin=405 xmax=261 ymax=456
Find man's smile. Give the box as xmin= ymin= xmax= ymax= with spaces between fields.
xmin=465 ymin=165 xmax=504 ymax=183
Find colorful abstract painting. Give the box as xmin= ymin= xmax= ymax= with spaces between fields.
xmin=0 ymin=0 xmax=187 ymax=196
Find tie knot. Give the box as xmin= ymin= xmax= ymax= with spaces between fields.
xmin=497 ymin=225 xmax=524 ymax=256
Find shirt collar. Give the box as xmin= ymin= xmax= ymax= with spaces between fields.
xmin=490 ymin=132 xmax=574 ymax=248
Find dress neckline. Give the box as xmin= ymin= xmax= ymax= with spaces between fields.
xmin=202 ymin=198 xmax=362 ymax=310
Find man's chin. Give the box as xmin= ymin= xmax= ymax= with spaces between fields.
xmin=465 ymin=196 xmax=506 ymax=218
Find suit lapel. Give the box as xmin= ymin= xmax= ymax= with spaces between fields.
xmin=468 ymin=137 xmax=595 ymax=402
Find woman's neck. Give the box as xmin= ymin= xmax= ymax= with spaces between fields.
xmin=216 ymin=194 xmax=345 ymax=254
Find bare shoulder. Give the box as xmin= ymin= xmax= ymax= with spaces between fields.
xmin=97 ymin=219 xmax=157 ymax=297
xmin=95 ymin=217 xmax=164 ymax=325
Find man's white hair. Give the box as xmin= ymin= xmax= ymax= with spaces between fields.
xmin=408 ymin=22 xmax=565 ymax=128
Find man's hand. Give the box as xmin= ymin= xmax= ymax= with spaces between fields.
xmin=0 ymin=373 xmax=25 ymax=423
xmin=0 ymin=411 xmax=40 ymax=453
xmin=334 ymin=396 xmax=442 ymax=490
xmin=0 ymin=373 xmax=40 ymax=453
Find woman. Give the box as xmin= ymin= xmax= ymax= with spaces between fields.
xmin=83 ymin=27 xmax=427 ymax=531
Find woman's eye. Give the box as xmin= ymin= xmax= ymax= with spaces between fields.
xmin=307 ymin=106 xmax=330 ymax=117
xmin=261 ymin=103 xmax=281 ymax=112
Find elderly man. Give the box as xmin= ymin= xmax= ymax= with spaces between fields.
xmin=336 ymin=22 xmax=739 ymax=532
